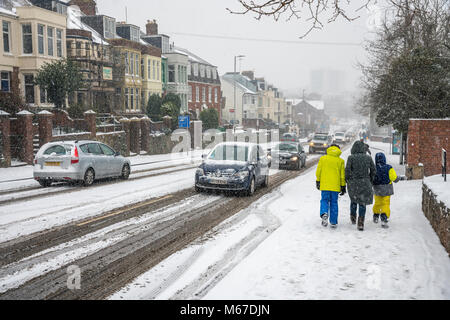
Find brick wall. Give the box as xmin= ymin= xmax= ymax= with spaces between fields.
xmin=407 ymin=119 xmax=450 ymax=177
xmin=422 ymin=182 xmax=450 ymax=255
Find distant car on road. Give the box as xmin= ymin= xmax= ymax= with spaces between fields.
xmin=268 ymin=142 xmax=307 ymax=170
xmin=333 ymin=132 xmax=346 ymax=144
xmin=195 ymin=142 xmax=270 ymax=196
xmin=281 ymin=132 xmax=299 ymax=143
xmin=309 ymin=133 xmax=333 ymax=154
xmin=33 ymin=140 xmax=131 ymax=187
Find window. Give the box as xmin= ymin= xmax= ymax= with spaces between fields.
xmin=56 ymin=29 xmax=62 ymax=57
xmin=44 ymin=145 xmax=68 ymax=155
xmin=87 ymin=143 xmax=102 ymax=155
xmin=125 ymin=52 xmax=129 ymax=74
xmin=47 ymin=27 xmax=54 ymax=56
xmin=99 ymin=144 xmax=115 ymax=156
xmin=1 ymin=72 xmax=10 ymax=92
xmin=136 ymin=88 xmax=140 ymax=109
xmin=104 ymin=18 xmax=115 ymax=39
xmin=187 ymin=63 xmax=191 ymax=76
xmin=130 ymin=87 xmax=134 ymax=108
xmin=22 ymin=24 xmax=33 ymax=54
xmin=141 ymin=58 xmax=144 ymax=79
xmin=157 ymin=61 xmax=160 ymax=80
xmin=214 ymin=88 xmax=218 ymax=103
xmin=152 ymin=60 xmax=156 ymax=80
xmin=200 ymin=65 xmax=205 ymax=77
xmin=129 ymin=52 xmax=134 ymax=75
xmin=37 ymin=24 xmax=44 ymax=54
xmin=40 ymin=86 xmax=47 ymax=103
xmin=193 ymin=63 xmax=198 ymax=76
xmin=208 ymin=87 xmax=211 ymax=102
xmin=124 ymin=88 xmax=129 ymax=109
xmin=3 ymin=21 xmax=11 ymax=53
xmin=206 ymin=67 xmax=211 ymax=78
xmin=130 ymin=27 xmax=139 ymax=42
xmin=168 ymin=64 xmax=175 ymax=82
xmin=147 ymin=59 xmax=151 ymax=80
xmin=135 ymin=53 xmax=139 ymax=76
xmin=202 ymin=87 xmax=206 ymax=102
xmin=196 ymin=86 xmax=199 ymax=102
xmin=24 ymin=74 xmax=35 ymax=104
xmin=212 ymin=68 xmax=217 ymax=80
xmin=188 ymin=86 xmax=192 ymax=102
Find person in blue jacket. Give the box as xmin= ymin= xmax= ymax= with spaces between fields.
xmin=372 ymin=152 xmax=400 ymax=228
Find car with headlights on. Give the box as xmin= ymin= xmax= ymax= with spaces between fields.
xmin=33 ymin=140 xmax=131 ymax=187
xmin=268 ymin=142 xmax=306 ymax=170
xmin=195 ymin=142 xmax=270 ymax=196
xmin=309 ymin=133 xmax=333 ymax=154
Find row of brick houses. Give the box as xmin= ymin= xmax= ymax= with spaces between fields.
xmin=0 ymin=0 xmax=223 ymax=121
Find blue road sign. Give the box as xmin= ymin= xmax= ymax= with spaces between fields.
xmin=178 ymin=115 xmax=190 ymax=128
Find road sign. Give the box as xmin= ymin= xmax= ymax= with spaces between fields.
xmin=178 ymin=115 xmax=190 ymax=128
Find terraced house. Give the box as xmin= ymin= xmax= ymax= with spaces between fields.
xmin=174 ymin=46 xmax=221 ymax=121
xmin=0 ymin=0 xmax=66 ymax=108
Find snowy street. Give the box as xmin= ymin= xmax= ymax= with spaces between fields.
xmin=110 ymin=141 xmax=450 ymax=300
xmin=0 ymin=140 xmax=449 ymax=300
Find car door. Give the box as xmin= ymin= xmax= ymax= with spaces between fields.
xmin=87 ymin=143 xmax=105 ymax=178
xmin=99 ymin=143 xmax=121 ymax=177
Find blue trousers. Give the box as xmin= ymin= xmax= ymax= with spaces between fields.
xmin=350 ymin=202 xmax=366 ymax=217
xmin=320 ymin=191 xmax=339 ymax=225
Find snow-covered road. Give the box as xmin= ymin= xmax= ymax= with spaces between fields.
xmin=110 ymin=141 xmax=450 ymax=300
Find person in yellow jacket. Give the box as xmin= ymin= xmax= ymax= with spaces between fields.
xmin=372 ymin=152 xmax=400 ymax=228
xmin=315 ymin=144 xmax=346 ymax=228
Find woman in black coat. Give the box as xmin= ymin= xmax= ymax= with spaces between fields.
xmin=345 ymin=141 xmax=376 ymax=231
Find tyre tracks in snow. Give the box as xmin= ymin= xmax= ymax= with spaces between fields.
xmin=0 ymin=154 xmax=328 ymax=300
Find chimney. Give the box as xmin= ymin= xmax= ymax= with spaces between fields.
xmin=146 ymin=19 xmax=158 ymax=35
xmin=69 ymin=0 xmax=97 ymax=16
xmin=242 ymin=70 xmax=254 ymax=80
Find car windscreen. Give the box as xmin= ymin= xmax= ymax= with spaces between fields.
xmin=313 ymin=135 xmax=327 ymax=141
xmin=274 ymin=144 xmax=297 ymax=152
xmin=208 ymin=145 xmax=249 ymax=162
xmin=43 ymin=144 xmax=72 ymax=156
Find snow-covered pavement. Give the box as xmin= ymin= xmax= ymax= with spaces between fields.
xmin=110 ymin=141 xmax=450 ymax=300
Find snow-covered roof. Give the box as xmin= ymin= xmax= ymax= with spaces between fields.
xmin=173 ymin=46 xmax=215 ymax=67
xmin=67 ymin=5 xmax=108 ymax=45
xmin=285 ymin=99 xmax=324 ymax=110
xmin=0 ymin=0 xmax=32 ymax=16
xmin=221 ymin=76 xmax=257 ymax=95
xmin=307 ymin=100 xmax=324 ymax=110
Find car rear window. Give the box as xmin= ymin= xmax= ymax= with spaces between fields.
xmin=43 ymin=144 xmax=72 ymax=155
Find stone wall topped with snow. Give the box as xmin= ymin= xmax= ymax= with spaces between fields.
xmin=422 ymin=175 xmax=450 ymax=255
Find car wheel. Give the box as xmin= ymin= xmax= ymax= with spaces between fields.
xmin=120 ymin=164 xmax=130 ymax=180
xmin=246 ymin=176 xmax=256 ymax=196
xmin=38 ymin=179 xmax=52 ymax=188
xmin=83 ymin=168 xmax=95 ymax=187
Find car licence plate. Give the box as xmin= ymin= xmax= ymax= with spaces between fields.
xmin=209 ymin=178 xmax=227 ymax=185
xmin=279 ymin=160 xmax=287 ymax=164
xmin=45 ymin=162 xmax=61 ymax=167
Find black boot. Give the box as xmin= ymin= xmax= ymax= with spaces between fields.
xmin=373 ymin=214 xmax=380 ymax=223
xmin=350 ymin=214 xmax=356 ymax=225
xmin=380 ymin=213 xmax=389 ymax=228
xmin=357 ymin=216 xmax=365 ymax=231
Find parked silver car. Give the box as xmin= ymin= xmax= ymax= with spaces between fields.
xmin=33 ymin=140 xmax=131 ymax=187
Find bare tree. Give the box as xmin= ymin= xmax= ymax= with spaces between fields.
xmin=229 ymin=0 xmax=373 ymax=37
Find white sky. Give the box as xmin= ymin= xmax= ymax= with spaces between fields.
xmin=95 ymin=0 xmax=375 ymax=95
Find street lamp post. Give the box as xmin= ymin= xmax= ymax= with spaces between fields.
xmin=233 ymin=55 xmax=245 ymax=132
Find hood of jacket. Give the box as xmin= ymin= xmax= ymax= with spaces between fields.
xmin=326 ymin=145 xmax=342 ymax=157
xmin=351 ymin=141 xmax=366 ymax=154
xmin=375 ymin=152 xmax=387 ymax=166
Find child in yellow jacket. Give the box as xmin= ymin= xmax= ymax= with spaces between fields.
xmin=372 ymin=152 xmax=400 ymax=228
